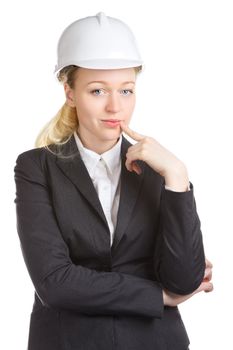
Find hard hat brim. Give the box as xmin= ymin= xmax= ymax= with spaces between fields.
xmin=55 ymin=59 xmax=144 ymax=74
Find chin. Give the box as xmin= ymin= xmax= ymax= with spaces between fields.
xmin=102 ymin=129 xmax=121 ymax=140
xmin=101 ymin=131 xmax=121 ymax=143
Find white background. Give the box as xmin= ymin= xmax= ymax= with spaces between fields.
xmin=0 ymin=0 xmax=232 ymax=349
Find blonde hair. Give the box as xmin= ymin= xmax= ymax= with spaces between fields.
xmin=35 ymin=65 xmax=142 ymax=149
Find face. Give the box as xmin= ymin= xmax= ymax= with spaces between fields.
xmin=65 ymin=67 xmax=137 ymax=153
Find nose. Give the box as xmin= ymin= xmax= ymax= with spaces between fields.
xmin=105 ymin=92 xmax=121 ymax=113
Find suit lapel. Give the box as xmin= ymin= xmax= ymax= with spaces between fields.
xmin=112 ymin=137 xmax=145 ymax=250
xmin=55 ymin=135 xmax=108 ymax=227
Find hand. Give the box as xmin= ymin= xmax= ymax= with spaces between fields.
xmin=163 ymin=258 xmax=213 ymax=307
xmin=120 ymin=122 xmax=189 ymax=192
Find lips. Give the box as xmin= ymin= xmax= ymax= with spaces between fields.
xmin=101 ymin=119 xmax=121 ymax=127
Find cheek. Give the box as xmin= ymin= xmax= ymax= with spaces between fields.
xmin=75 ymin=100 xmax=95 ymax=122
xmin=122 ymin=98 xmax=136 ymax=117
xmin=76 ymin=96 xmax=104 ymax=119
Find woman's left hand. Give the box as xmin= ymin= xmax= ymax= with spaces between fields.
xmin=120 ymin=122 xmax=190 ymax=192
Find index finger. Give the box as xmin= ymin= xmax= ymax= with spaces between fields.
xmin=120 ymin=121 xmax=145 ymax=142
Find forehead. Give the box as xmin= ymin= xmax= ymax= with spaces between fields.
xmin=74 ymin=67 xmax=136 ymax=86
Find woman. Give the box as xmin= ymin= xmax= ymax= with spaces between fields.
xmin=14 ymin=12 xmax=213 ymax=350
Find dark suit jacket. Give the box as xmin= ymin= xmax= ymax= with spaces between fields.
xmin=14 ymin=135 xmax=205 ymax=350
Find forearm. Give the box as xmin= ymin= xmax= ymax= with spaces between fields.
xmin=155 ymin=184 xmax=205 ymax=294
xmin=35 ymin=260 xmax=164 ymax=317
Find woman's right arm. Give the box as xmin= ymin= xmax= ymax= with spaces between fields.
xmin=14 ymin=151 xmax=163 ymax=318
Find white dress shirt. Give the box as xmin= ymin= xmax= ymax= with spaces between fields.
xmin=74 ymin=132 xmax=122 ymax=246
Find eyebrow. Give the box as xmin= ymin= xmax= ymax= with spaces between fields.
xmin=86 ymin=81 xmax=135 ymax=86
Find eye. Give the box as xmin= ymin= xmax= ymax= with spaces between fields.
xmin=91 ymin=89 xmax=104 ymax=96
xmin=121 ymin=89 xmax=134 ymax=95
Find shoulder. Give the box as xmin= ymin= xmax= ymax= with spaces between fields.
xmin=15 ymin=146 xmax=56 ymax=170
xmin=17 ymin=147 xmax=50 ymax=159
xmin=15 ymin=135 xmax=78 ymax=166
xmin=14 ymin=148 xmax=56 ymax=185
xmin=14 ymin=136 xmax=80 ymax=176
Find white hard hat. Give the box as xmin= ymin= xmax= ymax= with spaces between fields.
xmin=54 ymin=12 xmax=143 ymax=73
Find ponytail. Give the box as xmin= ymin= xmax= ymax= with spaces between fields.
xmin=35 ymin=103 xmax=78 ymax=148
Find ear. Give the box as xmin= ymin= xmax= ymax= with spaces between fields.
xmin=64 ymin=83 xmax=76 ymax=108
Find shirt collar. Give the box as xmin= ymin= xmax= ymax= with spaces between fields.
xmin=74 ymin=132 xmax=122 ymax=176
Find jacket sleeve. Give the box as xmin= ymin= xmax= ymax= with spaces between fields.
xmin=154 ymin=184 xmax=206 ymax=295
xmin=14 ymin=151 xmax=163 ymax=318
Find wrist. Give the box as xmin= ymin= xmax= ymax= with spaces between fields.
xmin=164 ymin=163 xmax=189 ymax=192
